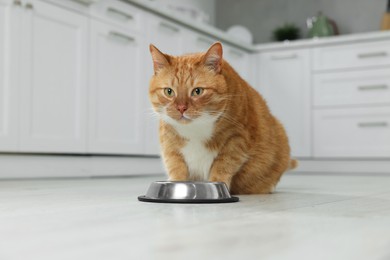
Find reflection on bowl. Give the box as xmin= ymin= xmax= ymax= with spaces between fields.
xmin=138 ymin=181 xmax=239 ymax=203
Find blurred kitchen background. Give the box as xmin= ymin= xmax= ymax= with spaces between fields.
xmin=217 ymin=0 xmax=388 ymax=43
xmin=0 ymin=0 xmax=390 ymax=178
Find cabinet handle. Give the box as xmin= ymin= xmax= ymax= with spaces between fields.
xmin=357 ymin=51 xmax=388 ymax=59
xmin=159 ymin=22 xmax=180 ymax=33
xmin=108 ymin=31 xmax=135 ymax=43
xmin=271 ymin=54 xmax=298 ymax=60
xmin=107 ymin=7 xmax=134 ymax=21
xmin=357 ymin=122 xmax=388 ymax=128
xmin=358 ymin=84 xmax=388 ymax=91
xmin=25 ymin=3 xmax=33 ymax=9
xmin=13 ymin=0 xmax=22 ymax=6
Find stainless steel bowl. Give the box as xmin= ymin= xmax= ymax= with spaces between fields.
xmin=138 ymin=181 xmax=239 ymax=203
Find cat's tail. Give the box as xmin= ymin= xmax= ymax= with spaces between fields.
xmin=288 ymin=159 xmax=299 ymax=170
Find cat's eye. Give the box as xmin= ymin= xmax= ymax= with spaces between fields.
xmin=164 ymin=88 xmax=175 ymax=97
xmin=191 ymin=88 xmax=204 ymax=96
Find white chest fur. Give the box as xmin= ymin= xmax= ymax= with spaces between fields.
xmin=164 ymin=114 xmax=218 ymax=181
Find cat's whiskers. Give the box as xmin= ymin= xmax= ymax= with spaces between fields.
xmin=146 ymin=107 xmax=160 ymax=119
xmin=219 ymin=116 xmax=246 ymax=131
xmin=210 ymin=94 xmax=246 ymax=104
xmin=205 ymin=110 xmax=246 ymax=131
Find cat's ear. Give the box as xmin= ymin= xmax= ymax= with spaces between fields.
xmin=203 ymin=42 xmax=223 ymax=73
xmin=149 ymin=44 xmax=170 ymax=74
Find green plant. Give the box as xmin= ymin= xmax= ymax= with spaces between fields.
xmin=272 ymin=23 xmax=301 ymax=41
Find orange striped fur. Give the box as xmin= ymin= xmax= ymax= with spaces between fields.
xmin=149 ymin=42 xmax=297 ymax=194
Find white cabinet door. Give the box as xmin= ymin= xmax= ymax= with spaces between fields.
xmin=19 ymin=0 xmax=88 ymax=153
xmin=142 ymin=67 xmax=160 ymax=156
xmin=89 ymin=19 xmax=146 ymax=154
xmin=257 ymin=49 xmax=311 ymax=157
xmin=0 ymin=3 xmax=21 ymax=151
xmin=147 ymin=14 xmax=187 ymax=55
xmin=314 ymin=107 xmax=390 ymax=158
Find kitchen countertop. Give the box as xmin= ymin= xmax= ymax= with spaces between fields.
xmin=254 ymin=30 xmax=390 ymax=51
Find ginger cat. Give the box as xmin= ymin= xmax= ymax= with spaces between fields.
xmin=149 ymin=42 xmax=297 ymax=194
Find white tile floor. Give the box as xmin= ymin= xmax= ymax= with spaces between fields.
xmin=1 ymin=173 xmax=390 ymax=260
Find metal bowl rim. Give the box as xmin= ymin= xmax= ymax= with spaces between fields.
xmin=152 ymin=181 xmax=227 ymax=185
xmin=138 ymin=195 xmax=239 ymax=204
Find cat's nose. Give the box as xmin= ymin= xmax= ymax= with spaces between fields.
xmin=176 ymin=104 xmax=188 ymax=114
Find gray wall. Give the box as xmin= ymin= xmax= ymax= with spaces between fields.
xmin=215 ymin=0 xmax=388 ymax=44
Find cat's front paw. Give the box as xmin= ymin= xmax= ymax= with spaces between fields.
xmin=168 ymin=176 xmax=188 ymax=182
xmin=209 ymin=176 xmax=231 ymax=188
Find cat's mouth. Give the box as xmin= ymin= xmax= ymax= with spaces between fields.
xmin=178 ymin=114 xmax=192 ymax=122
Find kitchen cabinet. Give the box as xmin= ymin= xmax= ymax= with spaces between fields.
xmin=18 ymin=0 xmax=88 ymax=153
xmin=312 ymin=40 xmax=390 ymax=71
xmin=313 ymin=68 xmax=390 ymax=108
xmin=141 ymin=74 xmax=160 ymax=156
xmin=314 ymin=106 xmax=390 ymax=157
xmin=147 ymin=14 xmax=187 ymax=55
xmin=1 ymin=0 xmax=255 ymax=157
xmin=257 ymin=49 xmax=311 ymax=157
xmin=0 ymin=3 xmax=20 ymax=151
xmin=312 ymin=41 xmax=390 ymax=158
xmin=90 ymin=0 xmax=144 ymax=32
xmin=88 ymin=19 xmax=146 ymax=154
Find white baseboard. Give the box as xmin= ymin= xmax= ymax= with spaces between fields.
xmin=1 ymin=155 xmax=389 ymax=179
xmin=0 ymin=154 xmax=165 ymax=179
xmin=294 ymin=159 xmax=390 ymax=174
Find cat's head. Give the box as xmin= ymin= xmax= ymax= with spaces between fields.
xmin=149 ymin=42 xmax=228 ymax=125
